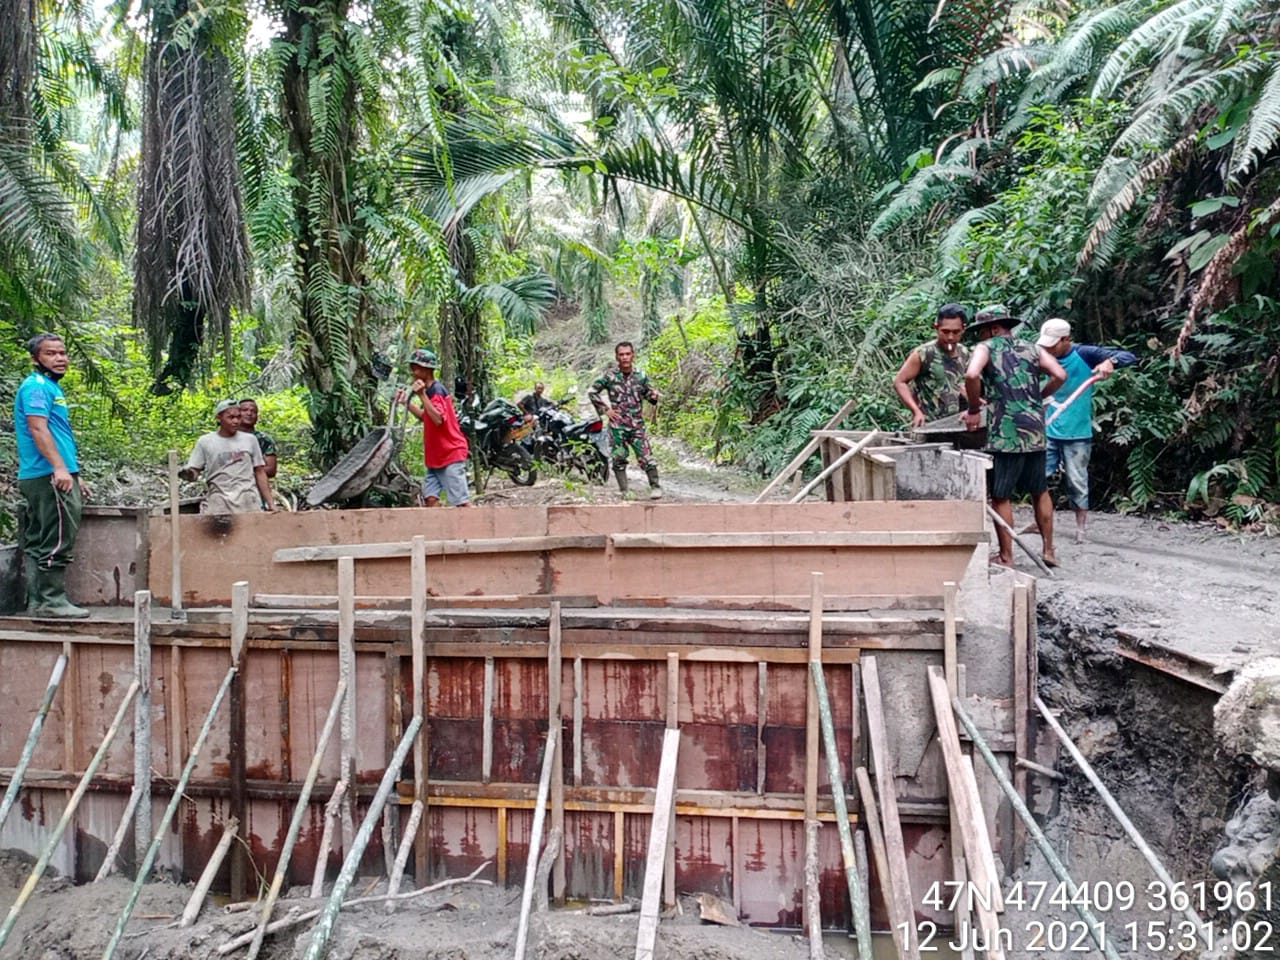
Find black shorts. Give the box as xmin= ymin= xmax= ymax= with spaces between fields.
xmin=989 ymin=450 xmax=1048 ymax=500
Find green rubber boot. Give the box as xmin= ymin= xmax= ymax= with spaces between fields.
xmin=645 ymin=466 xmax=663 ymax=500
xmin=615 ymin=466 xmax=631 ymax=498
xmin=31 ymin=567 xmax=89 ymax=619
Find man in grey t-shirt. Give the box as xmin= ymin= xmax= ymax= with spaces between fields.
xmin=179 ymin=399 xmax=275 ymax=514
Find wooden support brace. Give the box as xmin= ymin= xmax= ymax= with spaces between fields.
xmin=549 ymin=601 xmax=565 ymax=904
xmin=514 ymin=727 xmax=560 ymax=960
xmin=411 ymin=535 xmax=428 ymax=884
xmin=664 ymin=652 xmax=679 ymax=909
xmin=482 ymin=657 xmax=495 ymax=784
xmin=133 ymin=590 xmax=152 ymax=869
xmin=338 ymin=558 xmax=356 ymax=856
xmin=614 ymin=810 xmax=626 ymax=902
xmin=229 ymin=580 xmax=249 ymax=901
xmin=180 ymin=818 xmax=239 ymax=927
xmin=635 ymin=728 xmax=681 ymax=960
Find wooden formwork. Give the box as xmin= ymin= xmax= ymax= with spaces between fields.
xmin=0 ymin=498 xmax=1032 ymax=935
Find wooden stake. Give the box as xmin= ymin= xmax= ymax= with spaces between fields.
xmin=411 ymin=535 xmax=428 ymax=884
xmin=790 ymin=432 xmax=880 ymax=503
xmin=572 ymin=656 xmax=584 ymax=787
xmin=497 ymin=806 xmax=508 ymax=886
xmin=614 ymin=810 xmax=625 ymax=902
xmin=1012 ymin=582 xmax=1029 ymax=860
xmin=756 ymin=662 xmax=768 ymax=795
xmin=338 ymin=557 xmax=356 ymax=855
xmin=169 ymin=646 xmax=187 ymax=778
xmin=168 ymin=451 xmax=184 ymax=614
xmin=94 ymin=786 xmax=142 ymax=882
xmin=549 ymin=601 xmax=566 ymax=903
xmin=664 ymin=652 xmax=679 ymax=909
xmin=180 ymin=818 xmax=239 ymax=927
xmin=804 ymin=820 xmax=825 ymax=960
xmin=229 ymin=580 xmax=249 ymax=901
xmin=133 ymin=590 xmax=152 ymax=869
xmin=754 ymin=399 xmax=858 ymax=502
xmin=385 ymin=800 xmax=425 ymax=913
xmin=514 ymin=727 xmax=560 ymax=960
xmin=861 ymin=657 xmax=919 ymax=960
xmin=943 ymin=581 xmax=959 ymax=696
xmin=310 ymin=780 xmax=347 ymax=898
xmin=854 ymin=767 xmax=907 ymax=960
xmin=482 ymin=657 xmax=495 ymax=783
xmin=803 ymin=573 xmax=821 ymax=939
xmin=731 ymin=815 xmax=742 ymax=916
xmin=246 ymin=679 xmax=348 ymax=960
xmin=635 ymin=728 xmax=681 ymax=960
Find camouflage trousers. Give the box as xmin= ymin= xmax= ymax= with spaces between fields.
xmin=610 ymin=424 xmax=655 ymax=472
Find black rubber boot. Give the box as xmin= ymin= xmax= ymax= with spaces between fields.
xmin=645 ymin=466 xmax=663 ymax=500
xmin=615 ymin=467 xmax=629 ymax=495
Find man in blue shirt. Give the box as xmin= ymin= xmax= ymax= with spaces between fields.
xmin=1035 ymin=318 xmax=1137 ymax=544
xmin=15 ymin=333 xmax=91 ymax=617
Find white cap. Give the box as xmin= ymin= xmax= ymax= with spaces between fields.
xmin=1036 ymin=318 xmax=1072 ymax=348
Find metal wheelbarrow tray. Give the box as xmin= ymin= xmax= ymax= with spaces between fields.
xmin=306 ymin=402 xmax=405 ymax=507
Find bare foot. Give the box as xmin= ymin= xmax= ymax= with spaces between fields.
xmin=1042 ymin=549 xmax=1059 ymax=568
xmin=990 ymin=555 xmax=1014 ymax=568
xmin=1073 ymin=528 xmax=1085 ymax=545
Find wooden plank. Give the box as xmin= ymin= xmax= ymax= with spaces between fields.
xmin=168 ymin=646 xmax=186 ymax=780
xmin=572 ymin=657 xmax=584 ymax=787
xmin=754 ymin=433 xmax=825 ymax=503
xmin=384 ymin=651 xmax=402 ymax=877
xmin=609 ymin=531 xmax=985 ymax=549
xmin=792 ymin=432 xmax=881 ymax=502
xmin=514 ymin=728 xmax=559 ymax=960
xmin=62 ymin=640 xmax=78 ymax=773
xmin=850 ymin=663 xmax=861 ymax=805
xmin=133 ymin=590 xmax=152 ymax=869
xmin=855 ymin=766 xmax=909 ymax=958
xmin=664 ymin=652 xmax=679 ymax=908
xmin=944 ymin=581 xmax=959 ymax=696
xmin=731 ymin=815 xmax=742 ymax=915
xmin=168 ymin=451 xmax=182 ymax=612
xmin=412 ymin=536 xmax=427 ymax=884
xmin=337 ymin=558 xmax=356 ymax=855
xmin=635 ymin=728 xmax=681 ymax=960
xmin=614 ymin=810 xmax=625 ymax=902
xmin=803 ymin=572 xmax=822 ymax=945
xmin=549 ymin=602 xmax=566 ymax=904
xmin=926 ymin=667 xmax=1005 ymax=957
xmin=497 ymin=805 xmax=508 ymax=886
xmin=275 ymin=534 xmax=607 ymax=563
xmin=861 ymin=657 xmax=919 ymax=960
xmin=229 ymin=581 xmax=249 ymax=901
xmin=756 ymin=663 xmax=768 ymax=795
xmin=482 ymin=657 xmax=495 ymax=783
xmin=805 ymin=820 xmax=824 ymax=959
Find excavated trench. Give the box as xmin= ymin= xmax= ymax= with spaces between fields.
xmin=1025 ymin=595 xmax=1263 ymax=959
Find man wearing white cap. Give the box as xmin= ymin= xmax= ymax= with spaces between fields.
xmin=1036 ymin=318 xmax=1136 ymax=542
xmin=179 ymin=399 xmax=276 ymax=514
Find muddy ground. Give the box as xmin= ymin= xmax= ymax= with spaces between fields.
xmin=2 ymin=453 xmax=1274 ymax=959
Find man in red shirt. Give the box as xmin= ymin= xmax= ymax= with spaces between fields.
xmin=397 ymin=349 xmax=471 ymax=506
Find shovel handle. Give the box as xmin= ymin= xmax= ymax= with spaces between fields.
xmin=1044 ymin=375 xmax=1101 ymax=428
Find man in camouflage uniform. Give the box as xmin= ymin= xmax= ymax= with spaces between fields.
xmin=893 ymin=303 xmax=970 ymax=427
xmin=589 ymin=341 xmax=662 ymax=499
xmin=961 ymin=306 xmax=1067 ymax=567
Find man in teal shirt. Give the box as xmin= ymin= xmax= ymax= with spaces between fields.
xmin=15 ymin=333 xmax=91 ymax=617
xmin=1036 ymin=318 xmax=1137 ymax=543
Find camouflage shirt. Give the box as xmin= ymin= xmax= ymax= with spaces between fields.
xmin=588 ymin=365 xmax=659 ymax=430
xmin=910 ymin=340 xmax=970 ymax=422
xmin=982 ymin=336 xmax=1046 ymax=453
xmin=252 ymin=430 xmax=277 ymax=458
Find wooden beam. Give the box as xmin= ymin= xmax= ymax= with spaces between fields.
xmin=608 ymin=531 xmax=984 ymax=549
xmin=481 ymin=657 xmax=495 ymax=784
xmin=664 ymin=652 xmax=679 ymax=909
xmin=926 ymin=668 xmax=1005 ymax=959
xmin=754 ymin=432 xmax=826 ymax=503
xmin=860 ymin=657 xmax=919 ymax=960
xmin=1012 ymin=582 xmax=1029 ymax=861
xmin=614 ymin=810 xmax=625 ymax=902
xmin=855 ymin=767 xmax=908 ymax=960
xmin=411 ymin=535 xmax=427 ymax=884
xmin=549 ymin=602 xmax=565 ymax=904
xmin=497 ymin=805 xmax=508 ymax=886
xmin=338 ymin=558 xmax=356 ymax=855
xmin=803 ymin=574 xmax=822 ymax=940
xmin=756 ymin=662 xmax=768 ymax=795
xmin=133 ymin=590 xmax=152 ymax=869
xmin=514 ymin=728 xmax=560 ymax=960
xmin=274 ymin=535 xmax=607 ymax=563
xmin=943 ymin=581 xmax=959 ymax=696
xmin=731 ymin=815 xmax=742 ymax=916
xmin=228 ymin=580 xmax=249 ymax=901
xmin=572 ymin=656 xmax=583 ymax=787
xmin=167 ymin=451 xmax=183 ymax=613
xmin=792 ymin=432 xmax=881 ymax=503
xmin=635 ymin=728 xmax=681 ymax=960
xmin=805 ymin=820 xmax=825 ymax=960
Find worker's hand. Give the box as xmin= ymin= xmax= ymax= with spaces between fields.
xmin=1093 ymin=358 xmax=1115 ymax=381
xmin=51 ymin=467 xmax=73 ymax=492
xmin=606 ymin=407 xmax=620 ymax=424
xmin=79 ymin=478 xmax=91 ymax=500
xmin=394 ymin=387 xmax=407 ymax=406
xmin=961 ymin=410 xmax=982 ymax=432
xmin=410 ymin=378 xmax=427 ymax=394
xmin=911 ymin=410 xmax=926 ymax=428
xmin=178 ymin=466 xmax=198 ymax=482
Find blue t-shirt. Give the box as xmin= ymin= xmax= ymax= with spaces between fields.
xmin=1046 ymin=344 xmax=1137 ymax=441
xmin=15 ymin=371 xmax=80 ymax=479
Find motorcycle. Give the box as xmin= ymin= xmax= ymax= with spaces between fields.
xmin=458 ymin=398 xmax=538 ymax=490
xmin=531 ymin=400 xmax=611 ymax=484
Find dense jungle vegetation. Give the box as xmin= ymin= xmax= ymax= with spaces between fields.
xmin=2 ymin=0 xmax=1280 ymax=523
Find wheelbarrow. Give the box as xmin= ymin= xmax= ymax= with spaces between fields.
xmin=305 ymin=400 xmax=406 ymax=507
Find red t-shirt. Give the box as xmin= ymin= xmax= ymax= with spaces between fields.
xmin=421 ymin=382 xmax=470 ymax=468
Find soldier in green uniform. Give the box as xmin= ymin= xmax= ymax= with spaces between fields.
xmin=961 ymin=306 xmax=1067 ymax=567
xmin=589 ymin=341 xmax=662 ymax=499
xmin=893 ymin=303 xmax=970 ymax=427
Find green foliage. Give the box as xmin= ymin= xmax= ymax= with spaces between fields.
xmin=644 ymin=299 xmax=738 ymax=459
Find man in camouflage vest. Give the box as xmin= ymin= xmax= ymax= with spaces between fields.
xmin=589 ymin=341 xmax=662 ymax=499
xmin=893 ymin=303 xmax=970 ymax=427
xmin=961 ymin=306 xmax=1067 ymax=567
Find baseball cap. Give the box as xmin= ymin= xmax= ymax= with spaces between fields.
xmin=408 ymin=348 xmax=438 ymax=369
xmin=214 ymin=399 xmax=238 ymax=416
xmin=1036 ymin=318 xmax=1072 ymax=348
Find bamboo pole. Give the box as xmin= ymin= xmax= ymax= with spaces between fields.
xmin=94 ymin=787 xmax=142 ymax=882
xmin=1036 ymin=697 xmax=1210 ymax=946
xmin=310 ymin=780 xmax=348 ymax=897
xmin=952 ymin=698 xmax=1120 ymax=960
xmin=245 ymin=679 xmax=348 ymax=960
xmin=809 ymin=662 xmax=872 ymax=960
xmin=180 ymin=818 xmax=239 ymax=927
xmin=168 ymin=451 xmax=184 ymax=616
xmin=384 ymin=801 xmax=425 ymax=914
xmin=0 ymin=678 xmax=139 ymax=949
xmin=103 ymin=663 xmax=236 ymax=960
xmin=0 ymin=655 xmax=68 ymax=833
xmin=790 ymin=432 xmax=880 ymax=503
xmin=514 ymin=727 xmax=560 ymax=960
xmin=133 ymin=590 xmax=153 ymax=866
xmin=303 ymin=714 xmax=423 ymax=960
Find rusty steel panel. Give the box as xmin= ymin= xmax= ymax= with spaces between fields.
xmin=564 ymin=810 xmax=613 ymax=899
xmin=680 ymin=723 xmax=758 ymax=792
xmin=431 ymin=806 xmax=498 ymax=883
xmin=67 ymin=509 xmax=143 ymax=606
xmin=1 ymin=642 xmax=67 ymax=771
xmin=674 ymin=814 xmax=733 ymax=899
xmin=284 ymin=649 xmax=346 ymax=782
xmin=581 ymin=722 xmax=666 ymax=787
